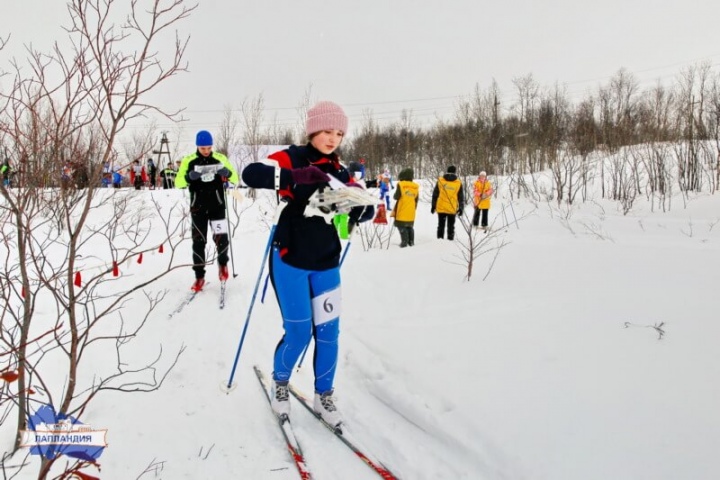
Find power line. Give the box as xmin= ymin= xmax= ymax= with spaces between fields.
xmin=117 ymin=55 xmax=720 ymax=139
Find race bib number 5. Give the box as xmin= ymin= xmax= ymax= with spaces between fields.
xmin=210 ymin=219 xmax=229 ymax=235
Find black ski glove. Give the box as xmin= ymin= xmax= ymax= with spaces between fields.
xmin=349 ymin=204 xmax=374 ymax=225
xmin=188 ymin=170 xmax=201 ymax=181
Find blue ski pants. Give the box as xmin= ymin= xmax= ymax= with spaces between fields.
xmin=270 ymin=249 xmax=341 ymax=394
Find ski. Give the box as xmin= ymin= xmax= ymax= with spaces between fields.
xmin=288 ymin=384 xmax=399 ymax=480
xmin=253 ymin=366 xmax=313 ymax=480
xmin=168 ymin=282 xmax=210 ymax=319
xmin=219 ymin=280 xmax=227 ymax=309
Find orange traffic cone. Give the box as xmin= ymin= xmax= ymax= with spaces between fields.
xmin=373 ymin=204 xmax=388 ymax=225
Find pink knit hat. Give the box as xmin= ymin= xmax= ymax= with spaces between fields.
xmin=306 ymin=101 xmax=348 ymax=136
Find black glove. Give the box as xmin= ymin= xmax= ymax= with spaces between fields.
xmin=431 ymin=208 xmax=435 ymax=214
xmin=291 ymin=166 xmax=331 ymax=185
xmin=457 ymin=209 xmax=463 ymax=216
xmin=188 ymin=170 xmax=201 ymax=181
xmin=217 ymin=167 xmax=231 ymax=178
xmin=349 ymin=204 xmax=374 ymax=225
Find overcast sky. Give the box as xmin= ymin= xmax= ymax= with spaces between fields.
xmin=5 ymin=1 xmax=720 ymax=147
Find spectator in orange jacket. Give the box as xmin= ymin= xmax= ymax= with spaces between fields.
xmin=392 ymin=167 xmax=419 ymax=247
xmin=472 ymin=171 xmax=493 ymax=232
xmin=431 ymin=165 xmax=464 ymax=240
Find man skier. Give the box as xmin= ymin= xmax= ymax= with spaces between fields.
xmin=175 ymin=130 xmax=239 ymax=291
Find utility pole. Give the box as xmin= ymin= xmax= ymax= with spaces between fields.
xmin=152 ymin=132 xmax=176 ymax=189
xmin=152 ymin=132 xmax=173 ymax=171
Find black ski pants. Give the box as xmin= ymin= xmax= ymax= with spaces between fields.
xmin=396 ymin=222 xmax=415 ymax=247
xmin=472 ymin=207 xmax=489 ymax=227
xmin=191 ymin=203 xmax=229 ymax=279
xmin=437 ymin=213 xmax=456 ymax=240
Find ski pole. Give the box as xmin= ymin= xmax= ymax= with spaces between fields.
xmin=224 ymin=186 xmax=238 ymax=278
xmin=339 ymin=220 xmax=357 ymax=266
xmin=226 ymin=200 xmax=287 ymax=390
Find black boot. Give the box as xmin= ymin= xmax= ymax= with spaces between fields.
xmin=399 ymin=227 xmax=409 ymax=248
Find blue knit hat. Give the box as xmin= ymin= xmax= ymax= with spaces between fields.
xmin=196 ymin=130 xmax=213 ymax=147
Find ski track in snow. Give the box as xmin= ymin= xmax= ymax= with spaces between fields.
xmin=345 ymin=334 xmax=528 ymax=479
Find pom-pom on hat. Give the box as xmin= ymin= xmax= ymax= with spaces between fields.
xmin=196 ymin=130 xmax=213 ymax=147
xmin=306 ymin=101 xmax=348 ymax=136
xmin=447 ymin=165 xmax=457 ymax=174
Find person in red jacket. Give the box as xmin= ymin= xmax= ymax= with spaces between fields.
xmin=242 ymin=101 xmax=374 ymax=429
xmin=129 ymin=160 xmax=147 ymax=190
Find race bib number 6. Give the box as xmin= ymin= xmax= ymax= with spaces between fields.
xmin=311 ymin=287 xmax=341 ymax=326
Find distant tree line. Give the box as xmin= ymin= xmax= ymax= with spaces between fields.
xmin=221 ymin=64 xmax=720 ymax=208
xmin=342 ymin=66 xmax=720 ymax=202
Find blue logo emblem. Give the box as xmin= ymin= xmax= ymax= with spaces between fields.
xmin=21 ymin=404 xmax=107 ymax=461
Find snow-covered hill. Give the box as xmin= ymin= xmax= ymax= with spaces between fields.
xmin=3 ymin=172 xmax=720 ymax=479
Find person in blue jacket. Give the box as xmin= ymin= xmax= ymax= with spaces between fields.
xmin=241 ymin=101 xmax=373 ymax=429
xmin=112 ymin=169 xmax=123 ymax=188
xmin=378 ymin=169 xmax=394 ymax=209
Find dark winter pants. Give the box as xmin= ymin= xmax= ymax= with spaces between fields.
xmin=472 ymin=208 xmax=489 ymax=227
xmin=133 ymin=176 xmax=142 ymax=190
xmin=396 ymin=224 xmax=415 ymax=247
xmin=437 ymin=213 xmax=456 ymax=240
xmin=190 ymin=204 xmax=229 ymax=279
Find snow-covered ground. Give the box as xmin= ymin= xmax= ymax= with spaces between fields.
xmin=3 ymin=166 xmax=720 ymax=479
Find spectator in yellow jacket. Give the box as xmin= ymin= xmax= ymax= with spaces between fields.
xmin=472 ymin=171 xmax=493 ymax=232
xmin=392 ymin=167 xmax=419 ymax=247
xmin=431 ymin=165 xmax=464 ymax=240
